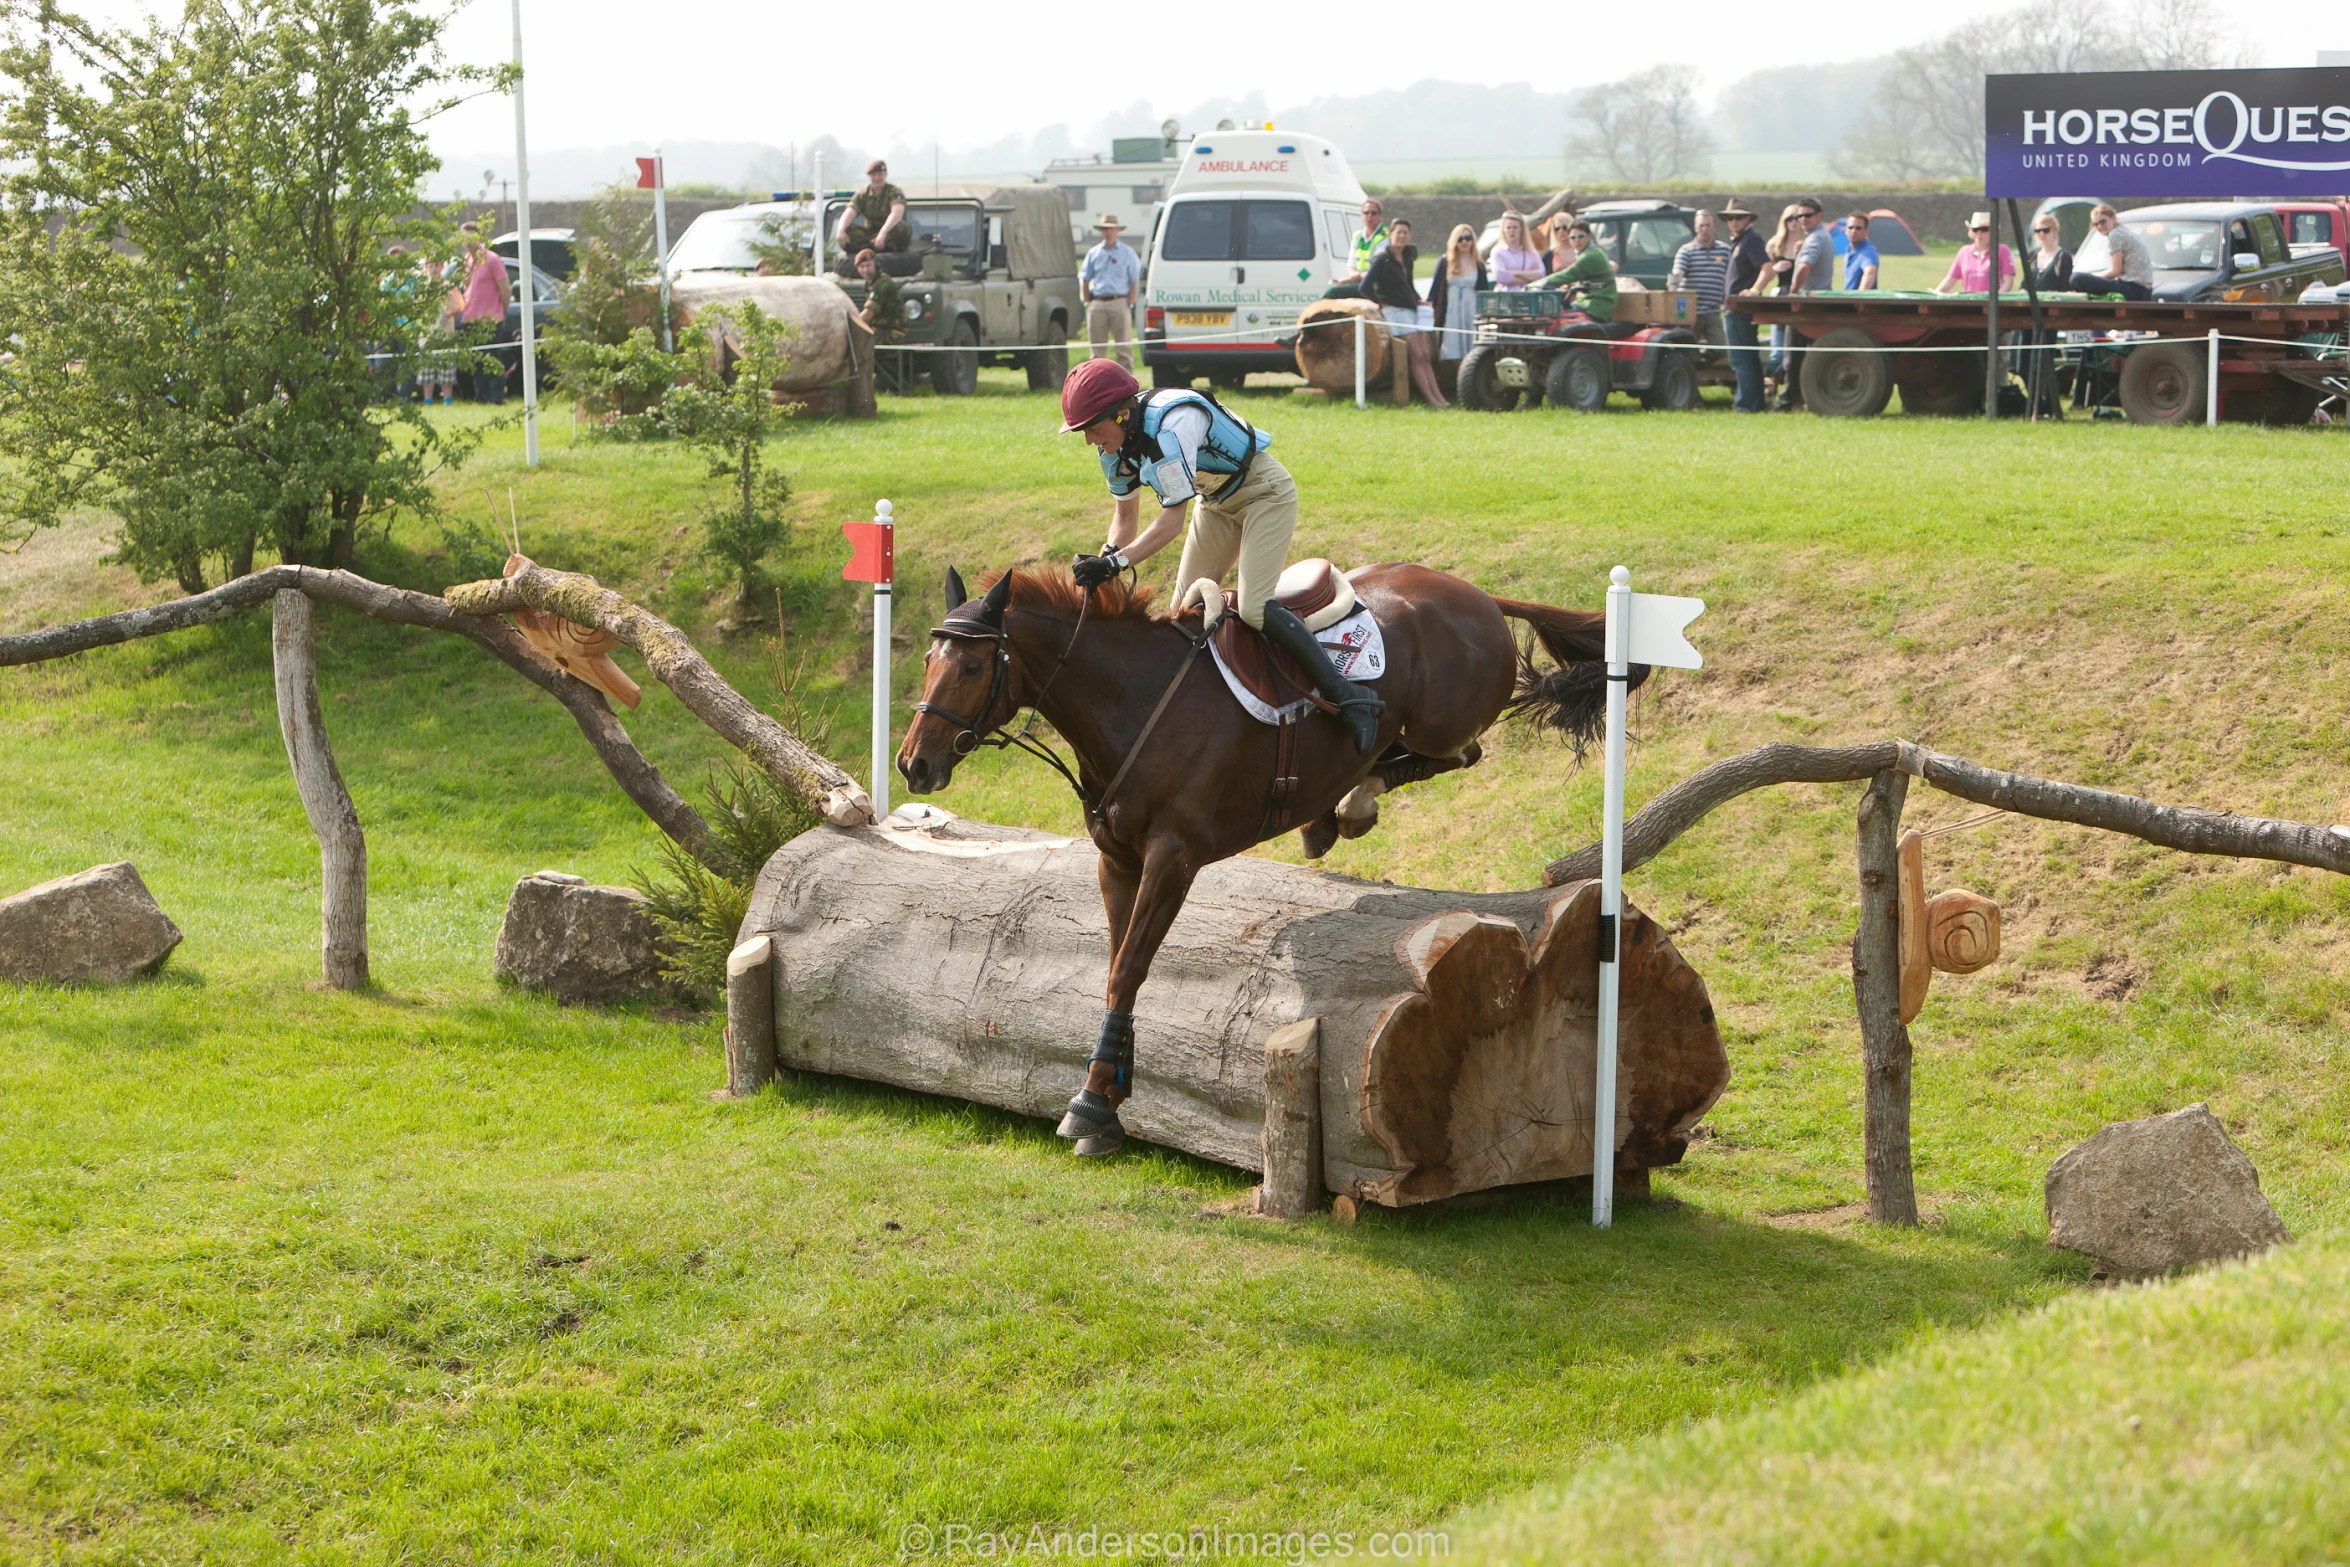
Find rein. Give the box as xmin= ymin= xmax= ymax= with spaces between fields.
xmin=919 ymin=588 xmax=1206 ymax=832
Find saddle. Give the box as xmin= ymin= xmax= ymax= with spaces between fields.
xmin=1179 ymin=559 xmax=1359 ymax=713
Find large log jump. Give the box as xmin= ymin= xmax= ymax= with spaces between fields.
xmin=727 ymin=806 xmax=1728 ymax=1209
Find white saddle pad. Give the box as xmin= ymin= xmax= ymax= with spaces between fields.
xmin=1210 ymin=607 xmax=1387 ymax=726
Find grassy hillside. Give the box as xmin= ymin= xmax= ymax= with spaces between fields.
xmin=3 ymin=376 xmax=2344 ymax=1561
xmin=1460 ymin=1230 xmax=2350 ymax=1565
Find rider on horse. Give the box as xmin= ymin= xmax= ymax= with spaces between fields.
xmin=1058 ymin=359 xmax=1384 ymax=754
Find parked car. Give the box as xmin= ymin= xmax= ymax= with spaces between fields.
xmin=665 ymin=201 xmax=816 ymax=275
xmin=487 ymin=257 xmax=564 ymax=395
xmin=492 ymin=227 xmax=577 ymax=282
xmin=2118 ymin=203 xmax=2344 ymax=303
xmin=2275 ymin=201 xmax=2350 ymax=271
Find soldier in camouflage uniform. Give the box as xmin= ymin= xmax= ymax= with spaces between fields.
xmin=854 ymin=247 xmax=908 ymax=393
xmin=834 ymin=159 xmax=909 ymax=266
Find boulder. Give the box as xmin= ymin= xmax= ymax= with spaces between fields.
xmin=0 ymin=862 xmax=183 ymax=983
xmin=2045 ymin=1103 xmax=2290 ymax=1272
xmin=493 ymin=872 xmax=664 ymax=1004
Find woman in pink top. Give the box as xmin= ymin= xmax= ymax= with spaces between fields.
xmin=457 ymin=224 xmax=513 ymax=403
xmin=1489 ymin=211 xmax=1545 ymax=290
xmin=1935 ymin=211 xmax=2017 ymax=295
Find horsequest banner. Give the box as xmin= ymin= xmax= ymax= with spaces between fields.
xmin=1986 ymin=67 xmax=2350 ymax=199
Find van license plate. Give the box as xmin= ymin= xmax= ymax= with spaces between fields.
xmin=1169 ymin=310 xmax=1231 ymax=327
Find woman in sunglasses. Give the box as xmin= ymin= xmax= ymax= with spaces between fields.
xmin=1934 ymin=211 xmax=2017 ymax=295
xmin=2026 ymin=215 xmax=2074 ymax=292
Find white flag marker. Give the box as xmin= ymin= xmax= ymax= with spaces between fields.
xmin=1593 ymin=566 xmax=1704 ymax=1228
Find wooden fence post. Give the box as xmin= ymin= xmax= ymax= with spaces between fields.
xmin=1257 ymin=1017 xmax=1323 ymax=1218
xmin=724 ymin=934 xmax=777 ymax=1096
xmin=1853 ymin=769 xmax=1918 ymax=1224
xmin=270 ymin=590 xmax=367 ymax=990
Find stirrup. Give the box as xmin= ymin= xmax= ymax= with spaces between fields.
xmin=1335 ymin=692 xmax=1384 ymax=754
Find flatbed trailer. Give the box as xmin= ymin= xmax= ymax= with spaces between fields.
xmin=1735 ymin=293 xmax=2348 ymax=425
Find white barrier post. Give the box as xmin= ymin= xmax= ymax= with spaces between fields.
xmin=2207 ymin=329 xmax=2220 ymax=427
xmin=510 ymin=0 xmax=538 ymax=467
xmin=650 ymin=151 xmax=673 ymax=354
xmin=1594 ymin=567 xmax=1631 ymax=1229
xmin=1354 ymin=315 xmax=1367 ymax=409
xmin=1592 ymin=568 xmax=1706 ymax=1229
xmin=871 ymin=499 xmax=893 ymax=821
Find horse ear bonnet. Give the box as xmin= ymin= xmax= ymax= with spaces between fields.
xmin=978 ymin=570 xmax=1013 ymax=625
xmin=944 ymin=566 xmax=968 ymax=612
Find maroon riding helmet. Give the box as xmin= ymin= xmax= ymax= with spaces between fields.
xmin=1059 ymin=358 xmax=1139 ymax=432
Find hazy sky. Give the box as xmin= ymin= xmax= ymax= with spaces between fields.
xmin=58 ymin=0 xmax=2341 ymax=163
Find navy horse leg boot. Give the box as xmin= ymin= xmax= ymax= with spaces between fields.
xmin=1259 ymin=601 xmax=1383 ymax=754
xmin=1057 ymin=1009 xmax=1133 ymax=1156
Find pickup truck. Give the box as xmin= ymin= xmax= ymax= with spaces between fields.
xmin=2276 ymin=201 xmax=2350 ymax=271
xmin=823 ymin=183 xmax=1082 ymax=395
xmin=2109 ymin=202 xmax=2345 ymax=303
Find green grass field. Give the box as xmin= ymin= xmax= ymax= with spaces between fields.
xmin=4 ymin=371 xmax=2346 ymax=1563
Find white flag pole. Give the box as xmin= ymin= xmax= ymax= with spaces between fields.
xmin=651 ymin=150 xmax=673 ymax=354
xmin=811 ymin=152 xmax=825 ymax=272
xmin=871 ymin=499 xmax=894 ymax=821
xmin=510 ymin=0 xmax=538 ymax=466
xmin=1593 ymin=564 xmax=1632 ymax=1228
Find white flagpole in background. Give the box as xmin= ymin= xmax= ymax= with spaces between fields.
xmin=650 ymin=150 xmax=673 ymax=354
xmin=1592 ymin=565 xmax=1705 ymax=1229
xmin=510 ymin=0 xmax=538 ymax=466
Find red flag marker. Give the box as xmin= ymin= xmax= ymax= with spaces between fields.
xmin=842 ymin=519 xmax=893 ymax=584
xmin=634 ymin=156 xmax=661 ymax=190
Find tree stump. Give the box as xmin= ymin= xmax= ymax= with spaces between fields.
xmin=1258 ymin=1017 xmax=1322 ymax=1218
xmin=740 ymin=808 xmax=1727 ymax=1206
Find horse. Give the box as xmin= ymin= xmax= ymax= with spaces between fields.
xmin=896 ymin=561 xmax=1642 ymax=1156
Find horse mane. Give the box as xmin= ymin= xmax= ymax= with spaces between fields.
xmin=984 ymin=566 xmax=1168 ymax=622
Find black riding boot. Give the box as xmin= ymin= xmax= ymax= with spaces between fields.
xmin=1259 ymin=602 xmax=1384 ymax=754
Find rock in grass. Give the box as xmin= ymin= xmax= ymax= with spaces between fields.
xmin=0 ymin=862 xmax=184 ymax=983
xmin=493 ymin=872 xmax=663 ymax=1005
xmin=2046 ymin=1103 xmax=2289 ymax=1273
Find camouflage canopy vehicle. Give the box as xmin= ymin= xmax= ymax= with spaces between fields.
xmin=824 ymin=183 xmax=1084 ymax=394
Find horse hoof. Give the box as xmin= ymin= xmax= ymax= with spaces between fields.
xmin=1057 ymin=1089 xmax=1118 ymax=1140
xmin=1073 ymin=1122 xmax=1128 ymax=1158
xmin=1300 ymin=816 xmax=1339 ymax=859
xmin=1335 ymin=799 xmax=1380 ymax=840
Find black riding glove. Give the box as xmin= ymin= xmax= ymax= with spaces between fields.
xmin=1071 ymin=548 xmax=1129 ymax=589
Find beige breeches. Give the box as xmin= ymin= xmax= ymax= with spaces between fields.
xmin=1170 ymin=453 xmax=1297 ymax=629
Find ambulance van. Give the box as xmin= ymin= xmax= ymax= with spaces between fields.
xmin=1140 ymin=130 xmax=1368 ymax=387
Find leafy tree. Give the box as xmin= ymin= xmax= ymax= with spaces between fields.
xmin=1836 ymin=0 xmax=2238 ymax=180
xmin=744 ymin=213 xmax=813 ymax=276
xmin=1566 ymin=66 xmax=1713 ymax=185
xmin=554 ymin=184 xmax=664 ymax=348
xmin=664 ymin=301 xmax=796 ymax=619
xmin=0 ymin=0 xmax=500 ymax=589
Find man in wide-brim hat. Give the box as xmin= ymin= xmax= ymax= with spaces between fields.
xmin=1080 ymin=212 xmax=1144 ymax=372
xmin=1720 ymin=201 xmax=1770 ymax=412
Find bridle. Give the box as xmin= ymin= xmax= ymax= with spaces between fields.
xmin=912 ymin=579 xmax=1211 ymax=831
xmin=915 ymin=592 xmax=1095 ymax=806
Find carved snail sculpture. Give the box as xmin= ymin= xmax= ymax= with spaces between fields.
xmin=1896 ymin=830 xmax=2003 ymax=1024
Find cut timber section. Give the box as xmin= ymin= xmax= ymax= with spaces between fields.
xmin=740 ymin=807 xmax=1727 ymax=1207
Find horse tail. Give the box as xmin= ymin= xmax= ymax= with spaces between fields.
xmin=1490 ymin=596 xmax=1651 ymax=756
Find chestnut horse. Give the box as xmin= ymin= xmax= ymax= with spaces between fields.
xmin=897 ymin=562 xmax=1638 ymax=1155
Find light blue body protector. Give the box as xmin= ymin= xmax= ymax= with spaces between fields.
xmin=1098 ymin=389 xmax=1272 ymax=508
